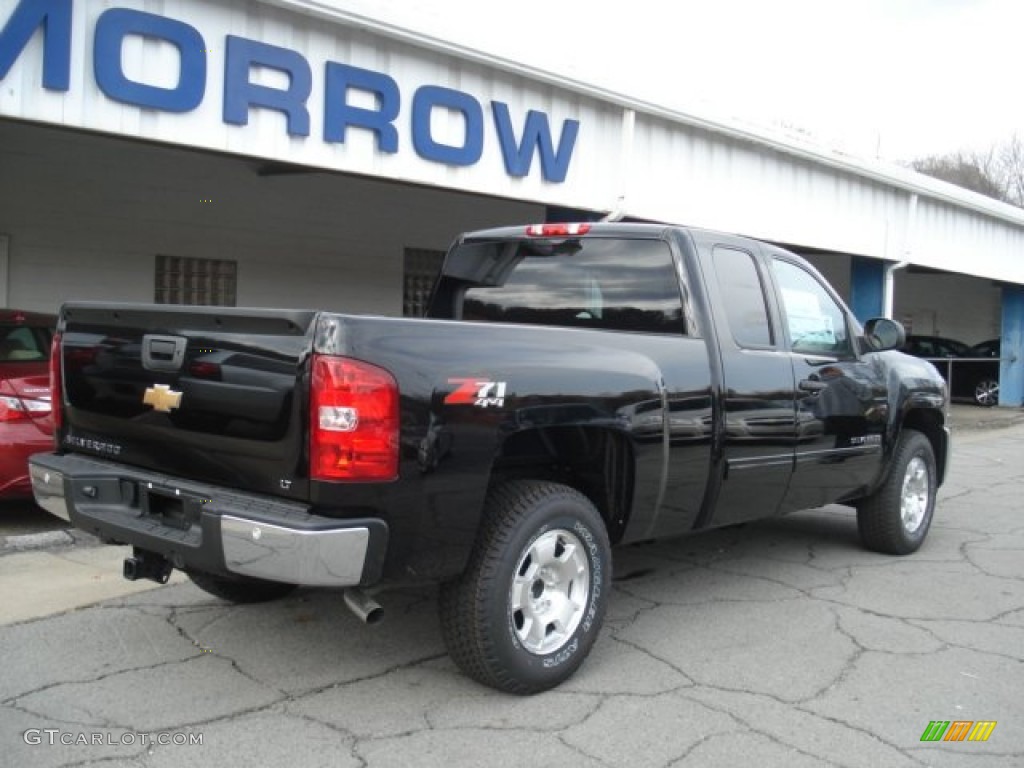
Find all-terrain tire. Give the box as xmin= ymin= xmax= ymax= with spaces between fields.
xmin=439 ymin=480 xmax=611 ymax=694
xmin=856 ymin=429 xmax=937 ymax=555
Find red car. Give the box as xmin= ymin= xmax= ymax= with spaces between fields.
xmin=0 ymin=310 xmax=57 ymax=499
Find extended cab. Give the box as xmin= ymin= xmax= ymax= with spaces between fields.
xmin=31 ymin=222 xmax=949 ymax=693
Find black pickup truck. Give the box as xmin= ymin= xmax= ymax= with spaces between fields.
xmin=31 ymin=222 xmax=949 ymax=693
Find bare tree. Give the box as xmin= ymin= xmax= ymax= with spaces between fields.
xmin=911 ymin=151 xmax=1007 ymax=202
xmin=911 ymin=137 xmax=1024 ymax=209
xmin=996 ymin=134 xmax=1024 ymax=207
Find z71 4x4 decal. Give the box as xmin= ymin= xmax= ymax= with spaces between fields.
xmin=445 ymin=378 xmax=507 ymax=408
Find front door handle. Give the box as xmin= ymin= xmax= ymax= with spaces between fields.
xmin=799 ymin=378 xmax=828 ymax=392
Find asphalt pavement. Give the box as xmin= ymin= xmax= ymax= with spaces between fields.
xmin=1 ymin=405 xmax=1023 ymax=767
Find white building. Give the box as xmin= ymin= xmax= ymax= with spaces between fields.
xmin=1 ymin=0 xmax=1023 ymax=402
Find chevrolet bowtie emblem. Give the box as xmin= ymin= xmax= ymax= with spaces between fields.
xmin=143 ymin=384 xmax=183 ymax=413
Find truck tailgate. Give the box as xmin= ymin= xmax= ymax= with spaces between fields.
xmin=57 ymin=303 xmax=316 ymax=499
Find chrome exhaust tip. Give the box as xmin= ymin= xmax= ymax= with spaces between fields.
xmin=343 ymin=588 xmax=384 ymax=625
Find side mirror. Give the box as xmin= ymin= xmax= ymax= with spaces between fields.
xmin=863 ymin=317 xmax=906 ymax=352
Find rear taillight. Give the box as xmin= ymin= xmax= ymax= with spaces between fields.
xmin=0 ymin=394 xmax=50 ymax=422
xmin=525 ymin=223 xmax=591 ymax=236
xmin=50 ymin=332 xmax=63 ymax=430
xmin=310 ymin=355 xmax=399 ymax=482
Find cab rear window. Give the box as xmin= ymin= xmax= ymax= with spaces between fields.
xmin=443 ymin=238 xmax=688 ymax=335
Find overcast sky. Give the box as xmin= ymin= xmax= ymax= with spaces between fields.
xmin=330 ymin=0 xmax=1021 ymax=163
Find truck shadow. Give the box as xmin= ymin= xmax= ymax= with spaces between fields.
xmin=160 ymin=504 xmax=868 ymax=693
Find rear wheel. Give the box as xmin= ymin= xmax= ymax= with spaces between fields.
xmin=856 ymin=429 xmax=936 ymax=554
xmin=186 ymin=570 xmax=297 ymax=603
xmin=439 ymin=480 xmax=611 ymax=694
xmin=974 ymin=378 xmax=999 ymax=407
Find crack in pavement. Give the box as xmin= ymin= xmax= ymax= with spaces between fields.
xmin=673 ymin=689 xmax=851 ymax=768
xmin=794 ymin=608 xmax=869 ymax=706
xmin=6 ymin=699 xmax=122 ymax=731
xmin=165 ymin=610 xmax=295 ymax=699
xmin=556 ymin=690 xmax=741 ymax=768
xmin=961 ymin=544 xmax=1024 ymax=583
xmin=6 ymin=427 xmax=1022 ymax=767
xmin=3 ymin=651 xmax=205 ymax=712
xmin=164 ymin=602 xmax=243 ymax=637
xmin=598 ymin=612 xmax=927 ymax=767
xmin=278 ymin=650 xmax=451 ymax=727
xmin=423 ymin=691 xmax=606 ymax=734
xmin=554 ymin=732 xmax=620 ymax=768
xmin=58 ymin=755 xmax=149 ymax=768
xmin=605 ymin=632 xmax=698 ymax=689
xmin=9 ymin=652 xmax=289 ymax=736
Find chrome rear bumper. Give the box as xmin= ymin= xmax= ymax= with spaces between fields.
xmin=29 ymin=463 xmax=70 ymax=522
xmin=28 ymin=454 xmax=386 ymax=587
xmin=220 ymin=515 xmax=370 ymax=586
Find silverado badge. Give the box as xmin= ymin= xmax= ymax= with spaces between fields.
xmin=143 ymin=384 xmax=183 ymax=413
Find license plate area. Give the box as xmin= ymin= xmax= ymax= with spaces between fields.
xmin=143 ymin=487 xmax=203 ymax=530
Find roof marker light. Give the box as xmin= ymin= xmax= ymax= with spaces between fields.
xmin=525 ymin=223 xmax=591 ymax=237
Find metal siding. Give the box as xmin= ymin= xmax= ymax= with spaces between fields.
xmin=1 ymin=0 xmax=1023 ymax=284
xmin=0 ymin=0 xmax=622 ymax=207
xmin=627 ymin=115 xmax=900 ymax=255
xmin=912 ymin=199 xmax=1024 ymax=282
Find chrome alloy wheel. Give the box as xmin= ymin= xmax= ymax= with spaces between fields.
xmin=900 ymin=456 xmax=930 ymax=533
xmin=509 ymin=529 xmax=590 ymax=655
xmin=975 ymin=379 xmax=999 ymax=407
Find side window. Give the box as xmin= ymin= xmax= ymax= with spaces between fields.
xmin=911 ymin=338 xmax=933 ymax=356
xmin=942 ymin=340 xmax=967 ymax=357
xmin=712 ymin=246 xmax=772 ymax=347
xmin=772 ymin=259 xmax=852 ymax=357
